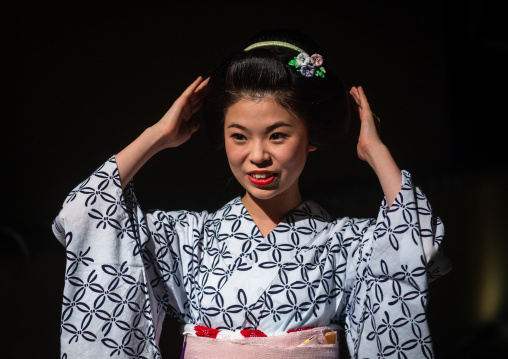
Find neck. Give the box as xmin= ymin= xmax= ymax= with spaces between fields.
xmin=241 ymin=185 xmax=303 ymax=230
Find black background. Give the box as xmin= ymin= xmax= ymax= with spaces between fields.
xmin=4 ymin=1 xmax=508 ymax=358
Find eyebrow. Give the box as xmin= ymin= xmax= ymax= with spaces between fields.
xmin=226 ymin=122 xmax=292 ymax=133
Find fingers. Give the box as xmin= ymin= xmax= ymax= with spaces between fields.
xmin=349 ymin=87 xmax=360 ymax=106
xmin=350 ymin=86 xmax=375 ymax=121
xmin=195 ymin=77 xmax=210 ymax=93
xmin=181 ymin=76 xmax=207 ymax=100
xmin=189 ymin=78 xmax=210 ymax=115
xmin=189 ymin=101 xmax=203 ymax=116
xmin=349 ymin=86 xmax=371 ymax=110
xmin=174 ymin=76 xmax=209 ymax=121
xmin=186 ymin=76 xmax=208 ymax=104
xmin=356 ymin=86 xmax=372 ymax=113
xmin=189 ymin=78 xmax=209 ymax=106
xmin=349 ymin=86 xmax=363 ymax=119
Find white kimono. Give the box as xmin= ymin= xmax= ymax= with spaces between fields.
xmin=53 ymin=156 xmax=450 ymax=359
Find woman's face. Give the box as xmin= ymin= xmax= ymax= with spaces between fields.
xmin=224 ymin=98 xmax=316 ymax=201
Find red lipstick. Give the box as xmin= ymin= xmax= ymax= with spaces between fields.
xmin=247 ymin=171 xmax=276 ymax=186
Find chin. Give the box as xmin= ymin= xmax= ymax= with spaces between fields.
xmin=245 ymin=185 xmax=290 ymax=202
xmin=247 ymin=191 xmax=279 ymax=201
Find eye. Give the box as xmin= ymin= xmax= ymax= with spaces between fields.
xmin=270 ymin=132 xmax=288 ymax=141
xmin=231 ymin=133 xmax=246 ymax=141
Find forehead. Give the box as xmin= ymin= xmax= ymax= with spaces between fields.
xmin=224 ymin=98 xmax=302 ymax=128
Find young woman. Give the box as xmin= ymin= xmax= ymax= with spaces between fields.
xmin=53 ymin=29 xmax=450 ymax=358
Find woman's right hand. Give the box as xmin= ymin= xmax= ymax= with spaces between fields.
xmin=116 ymin=76 xmax=209 ymax=188
xmin=153 ymin=76 xmax=209 ymax=149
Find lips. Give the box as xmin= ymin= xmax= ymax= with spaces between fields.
xmin=247 ymin=171 xmax=277 ymax=186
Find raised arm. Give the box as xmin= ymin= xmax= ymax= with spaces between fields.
xmin=116 ymin=76 xmax=209 ymax=188
xmin=349 ymin=86 xmax=402 ymax=207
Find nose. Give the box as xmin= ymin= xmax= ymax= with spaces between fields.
xmin=249 ymin=140 xmax=271 ymax=164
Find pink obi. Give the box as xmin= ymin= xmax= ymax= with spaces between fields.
xmin=180 ymin=325 xmax=342 ymax=359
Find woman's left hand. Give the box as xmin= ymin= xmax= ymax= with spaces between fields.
xmin=349 ymin=86 xmax=383 ymax=163
xmin=349 ymin=85 xmax=402 ymax=207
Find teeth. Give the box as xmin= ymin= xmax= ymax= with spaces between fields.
xmin=251 ymin=173 xmax=272 ymax=179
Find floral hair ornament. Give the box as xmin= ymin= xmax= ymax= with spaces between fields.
xmin=288 ymin=53 xmax=326 ymax=78
xmin=243 ymin=41 xmax=326 ymax=78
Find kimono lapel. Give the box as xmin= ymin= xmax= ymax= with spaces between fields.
xmin=238 ymin=201 xmax=335 ymax=330
xmin=198 ymin=198 xmax=334 ymax=330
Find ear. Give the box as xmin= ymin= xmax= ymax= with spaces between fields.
xmin=308 ymin=145 xmax=317 ymax=152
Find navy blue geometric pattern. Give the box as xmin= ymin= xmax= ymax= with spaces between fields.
xmin=53 ymin=156 xmax=450 ymax=358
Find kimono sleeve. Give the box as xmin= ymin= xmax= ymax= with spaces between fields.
xmin=52 ymin=156 xmax=203 ymax=358
xmin=343 ymin=170 xmax=451 ymax=359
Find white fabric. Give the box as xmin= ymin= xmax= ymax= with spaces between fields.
xmin=52 ymin=156 xmax=450 ymax=358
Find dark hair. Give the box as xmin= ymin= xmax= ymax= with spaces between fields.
xmin=203 ymin=29 xmax=350 ymax=150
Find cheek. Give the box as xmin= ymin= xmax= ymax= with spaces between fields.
xmin=276 ymin=143 xmax=309 ymax=170
xmin=225 ymin=142 xmax=243 ymax=169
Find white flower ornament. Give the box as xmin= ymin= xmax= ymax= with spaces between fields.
xmin=296 ymin=53 xmax=310 ymax=66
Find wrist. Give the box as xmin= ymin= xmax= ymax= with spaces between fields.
xmin=363 ymin=142 xmax=388 ymax=169
xmin=146 ymin=124 xmax=169 ymax=153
